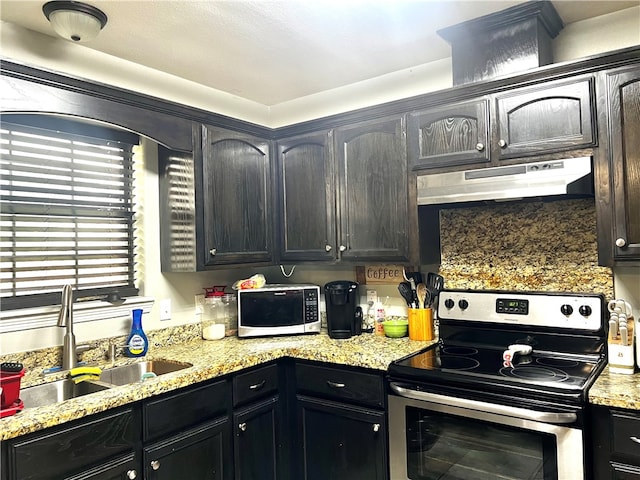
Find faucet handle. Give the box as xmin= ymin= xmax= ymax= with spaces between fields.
xmin=76 ymin=343 xmax=94 ymax=354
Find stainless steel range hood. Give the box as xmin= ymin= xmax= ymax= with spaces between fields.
xmin=417 ymin=157 xmax=593 ymax=206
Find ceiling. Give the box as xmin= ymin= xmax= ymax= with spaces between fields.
xmin=1 ymin=1 xmax=638 ymax=106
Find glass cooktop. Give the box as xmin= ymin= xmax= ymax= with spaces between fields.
xmin=390 ymin=342 xmax=601 ymax=392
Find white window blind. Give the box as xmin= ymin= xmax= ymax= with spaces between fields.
xmin=0 ymin=118 xmax=139 ymax=310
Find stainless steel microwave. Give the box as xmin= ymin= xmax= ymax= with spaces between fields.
xmin=237 ymin=284 xmax=321 ymax=338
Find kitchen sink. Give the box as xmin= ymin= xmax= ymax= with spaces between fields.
xmin=99 ymin=360 xmax=192 ymax=386
xmin=21 ymin=360 xmax=192 ymax=409
xmin=20 ymin=378 xmax=111 ymax=409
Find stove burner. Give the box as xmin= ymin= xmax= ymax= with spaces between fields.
xmin=440 ymin=355 xmax=480 ymax=371
xmin=536 ymin=358 xmax=580 ymax=368
xmin=441 ymin=346 xmax=478 ymax=356
xmin=500 ymin=365 xmax=570 ymax=383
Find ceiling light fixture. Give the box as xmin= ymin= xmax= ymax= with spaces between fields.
xmin=42 ymin=1 xmax=107 ymax=43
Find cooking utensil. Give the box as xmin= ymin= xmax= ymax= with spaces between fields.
xmin=425 ymin=273 xmax=444 ymax=307
xmin=398 ymin=282 xmax=415 ymax=308
xmin=408 ymin=278 xmax=418 ymax=307
xmin=416 ymin=283 xmax=430 ymax=309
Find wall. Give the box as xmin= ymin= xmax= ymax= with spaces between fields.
xmin=1 ymin=8 xmax=639 ymax=355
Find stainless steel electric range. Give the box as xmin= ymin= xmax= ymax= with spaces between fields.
xmin=387 ymin=289 xmax=607 ymax=480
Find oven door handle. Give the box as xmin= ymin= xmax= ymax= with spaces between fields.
xmin=389 ymin=382 xmax=577 ymax=424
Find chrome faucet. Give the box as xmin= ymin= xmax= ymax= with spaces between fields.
xmin=57 ymin=285 xmax=77 ymax=370
xmin=57 ymin=285 xmax=92 ymax=371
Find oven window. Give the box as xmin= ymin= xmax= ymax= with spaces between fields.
xmin=405 ymin=407 xmax=558 ymax=480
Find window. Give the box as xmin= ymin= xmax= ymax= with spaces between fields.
xmin=0 ymin=115 xmax=140 ymax=310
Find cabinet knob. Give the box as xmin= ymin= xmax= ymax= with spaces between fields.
xmin=150 ymin=460 xmax=161 ymax=471
xmin=475 ymin=142 xmax=485 ymax=152
xmin=498 ymin=139 xmax=507 ymax=148
xmin=325 ymin=244 xmax=332 ymax=252
xmin=239 ymin=422 xmax=247 ymax=432
xmin=339 ymin=245 xmax=346 ymax=252
xmin=126 ymin=470 xmax=137 ymax=480
xmin=209 ymin=248 xmax=217 ymax=256
xmin=630 ymin=436 xmax=640 ymax=444
xmin=373 ymin=423 xmax=380 ymax=432
xmin=616 ymin=238 xmax=627 ymax=247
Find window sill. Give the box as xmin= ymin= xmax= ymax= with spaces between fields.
xmin=0 ymin=297 xmax=155 ymax=333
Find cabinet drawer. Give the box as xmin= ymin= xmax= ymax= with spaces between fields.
xmin=233 ymin=363 xmax=278 ymax=407
xmin=295 ymin=363 xmax=384 ymax=408
xmin=8 ymin=407 xmax=136 ymax=480
xmin=612 ymin=411 xmax=640 ymax=460
xmin=144 ymin=379 xmax=230 ymax=441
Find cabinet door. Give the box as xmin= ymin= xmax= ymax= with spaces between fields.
xmin=495 ymin=77 xmax=595 ymax=159
xmin=605 ymin=67 xmax=640 ymax=262
xmin=275 ymin=131 xmax=337 ymax=261
xmin=407 ymin=99 xmax=490 ymax=170
xmin=199 ymin=125 xmax=273 ymax=266
xmin=7 ymin=408 xmax=137 ymax=480
xmin=144 ymin=416 xmax=232 ymax=480
xmin=234 ymin=396 xmax=280 ymax=480
xmin=64 ymin=454 xmax=138 ymax=480
xmin=334 ymin=116 xmax=409 ymax=262
xmin=296 ymin=395 xmax=387 ymax=480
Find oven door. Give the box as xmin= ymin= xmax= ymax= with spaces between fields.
xmin=388 ymin=383 xmax=584 ymax=480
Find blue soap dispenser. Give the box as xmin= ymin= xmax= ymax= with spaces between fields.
xmin=125 ymin=308 xmax=148 ymax=357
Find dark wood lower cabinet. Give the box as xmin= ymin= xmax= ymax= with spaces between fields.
xmin=65 ymin=454 xmax=139 ymax=480
xmin=5 ymin=407 xmax=138 ymax=480
xmin=144 ymin=417 xmax=231 ymax=480
xmin=590 ymin=405 xmax=640 ymax=479
xmin=297 ymin=396 xmax=387 ymax=480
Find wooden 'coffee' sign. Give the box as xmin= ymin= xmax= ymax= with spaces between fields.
xmin=356 ymin=265 xmax=414 ymax=285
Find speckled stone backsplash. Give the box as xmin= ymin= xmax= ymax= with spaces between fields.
xmin=438 ymin=198 xmax=614 ymax=298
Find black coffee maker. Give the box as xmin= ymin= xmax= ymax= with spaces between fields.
xmin=324 ymin=281 xmax=363 ymax=339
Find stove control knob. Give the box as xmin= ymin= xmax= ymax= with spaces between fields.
xmin=444 ymin=298 xmax=455 ymax=309
xmin=560 ymin=304 xmax=573 ymax=316
xmin=458 ymin=299 xmax=469 ymax=310
xmin=579 ymin=305 xmax=592 ymax=317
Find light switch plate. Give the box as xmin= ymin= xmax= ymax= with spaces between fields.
xmin=160 ymin=298 xmax=172 ymax=321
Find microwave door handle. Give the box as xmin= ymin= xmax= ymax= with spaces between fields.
xmin=389 ymin=382 xmax=577 ymax=425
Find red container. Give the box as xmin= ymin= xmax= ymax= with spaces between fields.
xmin=1 ymin=369 xmax=25 ymax=409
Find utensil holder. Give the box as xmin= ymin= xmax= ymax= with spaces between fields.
xmin=408 ymin=308 xmax=434 ymax=341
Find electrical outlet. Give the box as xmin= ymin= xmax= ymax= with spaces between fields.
xmin=367 ymin=289 xmax=377 ymax=304
xmin=160 ymin=298 xmax=172 ymax=321
xmin=195 ymin=294 xmax=205 ymax=315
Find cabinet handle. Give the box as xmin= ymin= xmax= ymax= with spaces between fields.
xmin=249 ymin=380 xmax=266 ymax=391
xmin=325 ymin=244 xmax=332 ymax=252
xmin=126 ymin=470 xmax=137 ymax=480
xmin=498 ymin=139 xmax=507 ymax=148
xmin=209 ymin=248 xmax=217 ymax=256
xmin=616 ymin=238 xmax=627 ymax=248
xmin=475 ymin=142 xmax=485 ymax=152
xmin=239 ymin=422 xmax=247 ymax=432
xmin=630 ymin=436 xmax=640 ymax=444
xmin=339 ymin=245 xmax=346 ymax=252
xmin=327 ymin=380 xmax=346 ymax=389
xmin=373 ymin=423 xmax=380 ymax=433
xmin=150 ymin=460 xmax=161 ymax=471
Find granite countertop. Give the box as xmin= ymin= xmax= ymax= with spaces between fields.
xmin=0 ymin=332 xmax=434 ymax=440
xmin=589 ymin=366 xmax=640 ymax=410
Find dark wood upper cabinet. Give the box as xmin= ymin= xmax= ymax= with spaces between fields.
xmin=495 ymin=77 xmax=596 ymax=160
xmin=596 ymin=65 xmax=640 ymax=265
xmin=334 ymin=116 xmax=410 ymax=263
xmin=408 ymin=77 xmax=596 ymax=171
xmin=198 ymin=125 xmax=274 ymax=267
xmin=408 ymin=99 xmax=490 ymax=171
xmin=275 ymin=131 xmax=337 ymax=262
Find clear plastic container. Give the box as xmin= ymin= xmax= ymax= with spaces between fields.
xmin=202 ymin=289 xmax=237 ymax=338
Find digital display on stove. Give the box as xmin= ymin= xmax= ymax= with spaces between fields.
xmin=496 ymin=298 xmax=529 ymax=315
